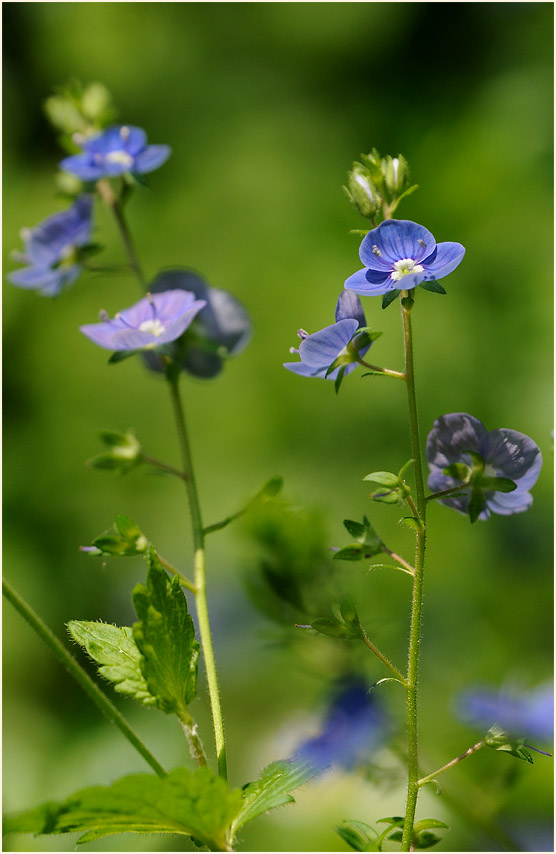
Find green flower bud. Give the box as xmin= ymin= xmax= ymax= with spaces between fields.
xmin=88 ymin=429 xmax=143 ymax=473
xmin=346 ymin=163 xmax=382 ymax=219
xmin=382 ymin=154 xmax=409 ymax=195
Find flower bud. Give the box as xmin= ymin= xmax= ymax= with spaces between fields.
xmin=345 ymin=163 xmax=382 ymax=220
xmin=88 ymin=430 xmax=143 ymax=473
xmin=382 ymin=154 xmax=409 ymax=195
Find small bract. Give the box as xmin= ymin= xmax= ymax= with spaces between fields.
xmin=345 ymin=219 xmax=465 ymax=296
xmin=8 ymin=195 xmax=93 ymax=296
xmin=60 ymin=125 xmax=170 ymax=181
xmin=426 ymin=413 xmax=542 ymax=520
xmin=284 ymin=290 xmax=369 ymax=380
xmin=80 ymin=290 xmax=206 ymax=352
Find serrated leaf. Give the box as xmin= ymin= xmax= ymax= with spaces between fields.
xmin=419 ymin=280 xmax=446 ymax=294
xmin=231 ymin=758 xmax=315 ymax=833
xmin=67 ymin=621 xmax=156 ymax=706
xmin=3 ymin=767 xmax=243 ymax=851
xmin=132 ymin=548 xmax=199 ymax=715
xmin=336 ymin=819 xmax=379 ymax=851
xmin=381 ymin=289 xmax=400 ymax=309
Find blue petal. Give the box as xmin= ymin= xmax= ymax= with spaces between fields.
xmin=298 ymin=318 xmax=358 ymax=368
xmin=9 ymin=266 xmax=62 ymax=293
xmin=344 ymin=268 xmax=391 ymax=296
xmin=426 ymin=413 xmax=487 ymax=470
xmin=157 ymin=300 xmax=207 ymax=344
xmin=283 ymin=361 xmax=325 ymax=378
xmin=359 ymin=220 xmax=436 ymax=269
xmin=133 ymin=145 xmax=171 ymax=174
xmin=485 ymin=488 xmax=533 ymax=516
xmin=80 ymin=321 xmax=123 ymax=350
xmin=335 ymin=290 xmax=366 ymax=326
xmin=394 ymin=270 xmax=425 ymax=290
xmin=422 ymin=242 xmax=465 ymax=280
xmin=60 ymin=154 xmax=104 ymax=181
xmin=479 ymin=429 xmax=542 ymax=489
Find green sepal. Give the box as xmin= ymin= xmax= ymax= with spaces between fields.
xmin=3 ymin=768 xmax=243 ymax=851
xmin=442 ymin=463 xmax=470 ymax=481
xmin=485 ymin=725 xmax=534 ymax=763
xmin=397 ymin=458 xmax=415 ymax=480
xmin=479 ymin=476 xmax=517 ymax=493
xmin=231 ymin=758 xmax=316 ymax=834
xmin=401 ymin=293 xmax=414 ymax=310
xmin=419 ymin=280 xmax=447 ymax=295
xmin=343 ymin=519 xmax=367 ymax=539
xmin=414 ymin=831 xmax=443 ymax=849
xmin=311 ymin=598 xmax=363 ymax=641
xmin=335 ymin=365 xmax=346 ymax=395
xmin=400 ymin=516 xmax=424 ymax=533
xmin=375 ymin=816 xmax=405 ymax=849
xmin=468 ymin=486 xmax=485 ymax=524
xmin=127 ymin=171 xmax=150 ymax=188
xmin=132 ymin=548 xmax=200 ymax=715
xmin=108 ymin=349 xmax=140 ymax=364
xmin=388 ymin=830 xmax=404 ymax=842
xmin=333 ymin=544 xmax=368 ymax=561
xmin=382 ymin=289 xmax=400 ymax=309
xmin=336 ymin=820 xmax=379 ymax=851
xmin=413 ymin=819 xmax=449 ymax=834
xmin=341 ymin=516 xmax=383 ymax=556
xmin=352 ymin=327 xmax=383 ymax=350
xmin=363 ymin=471 xmax=404 ymax=505
xmin=92 ymin=515 xmax=147 ymax=557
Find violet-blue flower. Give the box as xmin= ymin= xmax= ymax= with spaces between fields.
xmin=284 ymin=290 xmax=370 ymax=380
xmin=344 ymin=219 xmax=465 ymax=297
xmin=295 ymin=677 xmax=385 ymax=771
xmin=80 ymin=290 xmax=206 ymax=352
xmin=142 ymin=270 xmax=252 ymax=378
xmin=8 ymin=195 xmax=93 ymax=296
xmin=457 ymin=682 xmax=554 ymax=742
xmin=60 ymin=125 xmax=170 ymax=181
xmin=426 ymin=413 xmax=542 ymax=521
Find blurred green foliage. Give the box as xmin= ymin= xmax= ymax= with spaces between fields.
xmin=3 ymin=3 xmax=553 ymax=852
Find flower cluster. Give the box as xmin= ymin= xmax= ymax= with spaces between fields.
xmin=8 ymin=195 xmax=93 ymax=296
xmin=61 ymin=124 xmax=170 ymax=181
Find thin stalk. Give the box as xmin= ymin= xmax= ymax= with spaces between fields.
xmin=357 ymin=355 xmax=406 ymax=379
xmin=142 ymin=452 xmax=187 ymax=481
xmin=96 ymin=178 xmax=147 ymax=289
xmin=400 ymin=297 xmax=428 ymax=852
xmin=417 ymin=739 xmax=486 ymax=788
xmin=155 ymin=553 xmax=197 ymax=594
xmin=426 ymin=484 xmax=468 ymax=502
xmin=2 ymin=577 xmax=166 ymax=778
xmin=362 ymin=632 xmax=408 ymax=685
xmin=168 ymin=376 xmax=228 ymax=780
xmin=381 ymin=546 xmax=415 ymax=576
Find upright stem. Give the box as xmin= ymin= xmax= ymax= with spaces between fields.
xmin=168 ymin=376 xmax=228 ymax=780
xmin=96 ymin=178 xmax=147 ymax=289
xmin=2 ymin=577 xmax=166 ymax=778
xmin=401 ymin=297 xmax=428 ymax=851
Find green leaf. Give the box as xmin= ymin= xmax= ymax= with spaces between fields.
xmin=132 ymin=548 xmax=199 ymax=715
xmin=413 ymin=819 xmax=449 ymax=834
xmin=377 ymin=816 xmax=405 ymax=825
xmin=67 ymin=621 xmax=155 ymax=706
xmin=343 ymin=519 xmax=367 ymax=539
xmin=400 ymin=516 xmax=424 ymax=533
xmin=336 ymin=820 xmax=379 ymax=851
xmin=419 ymin=280 xmax=446 ymax=294
xmin=3 ymin=767 xmax=243 ymax=850
xmin=415 ymin=831 xmax=442 ymax=849
xmin=231 ymin=758 xmax=315 ymax=833
xmin=260 ymin=476 xmax=284 ymax=499
xmin=388 ymin=830 xmax=404 ymax=842
xmin=479 ymin=476 xmax=517 ymax=493
xmin=368 ymin=563 xmax=414 ymax=577
xmin=363 ymin=471 xmax=400 ymax=488
xmin=339 ymin=596 xmax=359 ymax=627
xmin=381 ymin=289 xmax=400 ymax=309
xmin=442 ymin=463 xmax=470 ymax=481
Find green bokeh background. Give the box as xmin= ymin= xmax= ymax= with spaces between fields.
xmin=3 ymin=3 xmax=553 ymax=852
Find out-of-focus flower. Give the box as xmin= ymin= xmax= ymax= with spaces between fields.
xmin=344 ymin=219 xmax=465 ymax=297
xmin=8 ymin=196 xmax=93 ymax=296
xmin=80 ymin=290 xmax=205 ymax=352
xmin=426 ymin=413 xmax=542 ymax=521
xmin=142 ymin=270 xmax=252 ymax=379
xmin=294 ymin=677 xmax=385 ymax=771
xmin=283 ymin=291 xmax=370 ymax=380
xmin=60 ymin=125 xmax=170 ymax=180
xmin=457 ymin=682 xmax=554 ymax=742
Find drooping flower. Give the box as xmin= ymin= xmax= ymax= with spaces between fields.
xmin=8 ymin=195 xmax=93 ymax=296
xmin=80 ymin=290 xmax=206 ymax=352
xmin=283 ymin=290 xmax=370 ymax=380
xmin=60 ymin=125 xmax=170 ymax=181
xmin=426 ymin=413 xmax=542 ymax=521
xmin=457 ymin=682 xmax=554 ymax=742
xmin=344 ymin=219 xmax=465 ymax=297
xmin=295 ymin=677 xmax=385 ymax=771
xmin=142 ymin=270 xmax=252 ymax=378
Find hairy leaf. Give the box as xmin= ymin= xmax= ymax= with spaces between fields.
xmin=232 ymin=759 xmax=315 ymax=833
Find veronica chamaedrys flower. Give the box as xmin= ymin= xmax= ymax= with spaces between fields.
xmin=457 ymin=682 xmax=554 ymax=742
xmin=426 ymin=413 xmax=542 ymax=520
xmin=80 ymin=290 xmax=206 ymax=351
xmin=283 ymin=290 xmax=369 ymax=380
xmin=295 ymin=677 xmax=385 ymax=771
xmin=8 ymin=195 xmax=93 ymax=296
xmin=60 ymin=125 xmax=170 ymax=180
xmin=142 ymin=270 xmax=252 ymax=378
xmin=344 ymin=219 xmax=465 ymax=297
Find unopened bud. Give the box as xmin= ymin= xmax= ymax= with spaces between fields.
xmin=382 ymin=154 xmax=409 ymax=195
xmin=346 ymin=163 xmax=382 ymax=220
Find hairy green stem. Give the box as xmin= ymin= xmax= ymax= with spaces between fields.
xmin=168 ymin=376 xmax=228 ymax=780
xmin=400 ymin=297 xmax=428 ymax=851
xmin=417 ymin=739 xmax=486 ymax=788
xmin=97 ymin=178 xmax=147 ymax=289
xmin=2 ymin=577 xmax=166 ymax=778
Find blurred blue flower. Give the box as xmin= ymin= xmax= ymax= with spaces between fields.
xmin=142 ymin=270 xmax=252 ymax=378
xmin=80 ymin=290 xmax=206 ymax=351
xmin=457 ymin=682 xmax=554 ymax=742
xmin=344 ymin=219 xmax=465 ymax=296
xmin=8 ymin=196 xmax=93 ymax=296
xmin=295 ymin=678 xmax=385 ymax=771
xmin=60 ymin=125 xmax=170 ymax=180
xmin=426 ymin=413 xmax=542 ymax=520
xmin=284 ymin=290 xmax=369 ymax=379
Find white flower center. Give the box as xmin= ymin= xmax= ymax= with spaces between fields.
xmin=139 ymin=318 xmax=166 ymax=337
xmin=105 ymin=149 xmax=134 ymax=168
xmin=391 ymin=258 xmax=424 ymax=281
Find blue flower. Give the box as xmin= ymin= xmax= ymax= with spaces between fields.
xmin=8 ymin=196 xmax=93 ymax=296
xmin=295 ymin=678 xmax=385 ymax=771
xmin=80 ymin=290 xmax=206 ymax=351
xmin=142 ymin=270 xmax=252 ymax=378
xmin=457 ymin=682 xmax=554 ymax=742
xmin=284 ymin=291 xmax=369 ymax=379
xmin=426 ymin=413 xmax=542 ymax=520
xmin=60 ymin=125 xmax=170 ymax=181
xmin=344 ymin=219 xmax=465 ymax=296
